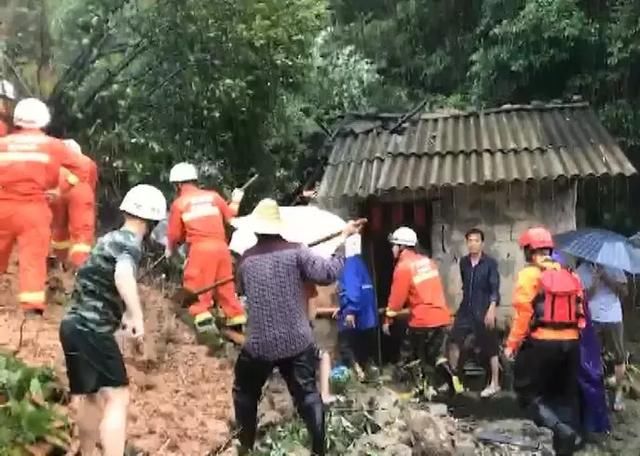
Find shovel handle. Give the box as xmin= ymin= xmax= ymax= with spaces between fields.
xmin=306 ymin=218 xmax=368 ymax=248
xmin=188 ymin=218 xmax=367 ymax=298
xmin=240 ymin=174 xmax=259 ymax=191
xmin=191 ymin=276 xmax=235 ymax=296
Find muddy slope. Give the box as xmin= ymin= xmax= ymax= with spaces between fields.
xmin=0 ymin=266 xmax=233 ymax=455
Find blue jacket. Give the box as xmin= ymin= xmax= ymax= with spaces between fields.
xmin=337 ymin=255 xmax=378 ymax=331
xmin=458 ymin=254 xmax=500 ymax=322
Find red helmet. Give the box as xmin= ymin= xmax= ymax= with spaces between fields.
xmin=518 ymin=227 xmax=554 ymax=250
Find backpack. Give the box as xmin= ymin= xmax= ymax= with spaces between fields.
xmin=532 ymin=266 xmax=583 ymax=329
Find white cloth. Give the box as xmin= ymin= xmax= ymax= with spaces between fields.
xmin=345 ymin=234 xmax=361 ymax=257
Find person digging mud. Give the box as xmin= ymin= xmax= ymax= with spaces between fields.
xmin=166 ymin=162 xmax=247 ymax=333
xmin=58 ymin=184 xmax=167 ymax=456
xmin=231 ymin=198 xmax=363 ymax=456
xmin=505 ymin=227 xmax=585 ymax=455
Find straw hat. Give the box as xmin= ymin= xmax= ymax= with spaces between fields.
xmin=231 ymin=198 xmax=283 ymax=235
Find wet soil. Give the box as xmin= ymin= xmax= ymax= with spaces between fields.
xmin=0 ymin=264 xmax=233 ymax=455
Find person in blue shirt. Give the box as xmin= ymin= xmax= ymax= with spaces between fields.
xmin=449 ymin=228 xmax=501 ymax=398
xmin=335 ymin=234 xmax=378 ymax=379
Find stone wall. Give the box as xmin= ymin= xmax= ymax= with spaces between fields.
xmin=430 ymin=179 xmax=577 ymax=324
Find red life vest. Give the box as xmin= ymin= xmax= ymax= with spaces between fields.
xmin=532 ymin=267 xmax=583 ymax=329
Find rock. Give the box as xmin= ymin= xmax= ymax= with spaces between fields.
xmin=348 ymin=432 xmax=412 ymax=456
xmin=423 ymin=402 xmax=448 ymax=417
xmin=260 ymin=410 xmax=284 ymax=427
xmin=453 ymin=435 xmax=477 ymax=456
xmin=354 ymin=387 xmax=402 ymax=427
xmin=474 ymin=419 xmax=553 ymax=455
xmin=406 ymin=409 xmax=454 ymax=455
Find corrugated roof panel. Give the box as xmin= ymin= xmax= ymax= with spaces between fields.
xmin=319 ymin=103 xmax=637 ymax=199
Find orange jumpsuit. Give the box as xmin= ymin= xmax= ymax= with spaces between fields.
xmin=167 ymin=183 xmax=246 ymax=325
xmin=0 ymin=130 xmax=69 ymax=311
xmin=506 ymin=258 xmax=584 ymax=352
xmin=50 ymin=153 xmax=97 ymax=267
xmin=385 ymin=250 xmax=452 ymax=328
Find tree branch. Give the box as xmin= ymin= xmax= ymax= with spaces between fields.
xmin=48 ymin=0 xmax=132 ymax=104
xmin=78 ymin=41 xmax=148 ymax=112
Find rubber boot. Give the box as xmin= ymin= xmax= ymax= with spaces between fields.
xmin=299 ymin=396 xmax=326 ymax=456
xmin=531 ymin=400 xmax=579 ymax=455
xmin=233 ymin=394 xmax=259 ymax=453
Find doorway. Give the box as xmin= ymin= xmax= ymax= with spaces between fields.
xmin=360 ymin=198 xmax=433 ymax=364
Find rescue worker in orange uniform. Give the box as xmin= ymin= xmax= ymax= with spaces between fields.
xmin=0 ymin=98 xmax=71 ymax=315
xmin=504 ymin=227 xmax=585 ymax=455
xmin=166 ymin=162 xmax=247 ymax=331
xmin=0 ymin=80 xmax=16 ymax=137
xmin=49 ymin=139 xmax=98 ymax=268
xmin=382 ymin=226 xmax=454 ymax=396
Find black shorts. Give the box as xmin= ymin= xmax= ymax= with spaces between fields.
xmin=450 ymin=313 xmax=499 ymax=358
xmin=59 ymin=316 xmax=128 ymax=395
xmin=593 ymin=321 xmax=625 ymax=365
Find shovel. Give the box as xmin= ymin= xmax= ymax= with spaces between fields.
xmin=239 ymin=173 xmax=259 ymax=191
xmin=174 ymin=218 xmax=368 ymax=307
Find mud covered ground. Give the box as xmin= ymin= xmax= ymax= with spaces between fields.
xmin=2 ymin=260 xmax=640 ymax=455
xmin=0 ymin=266 xmax=234 ymax=455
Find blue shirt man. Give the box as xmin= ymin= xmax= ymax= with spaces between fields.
xmin=449 ymin=228 xmax=501 ymax=398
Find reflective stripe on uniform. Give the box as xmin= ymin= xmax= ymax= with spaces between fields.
xmin=0 ymin=151 xmax=50 ymax=163
xmin=413 ymin=269 xmax=439 ymax=284
xmin=18 ymin=291 xmax=46 ymax=303
xmin=226 ymin=314 xmax=247 ymax=326
xmin=194 ymin=311 xmax=214 ymax=325
xmin=181 ymin=205 xmax=220 ymax=222
xmin=70 ymin=243 xmax=92 ymax=254
xmin=51 ymin=240 xmax=71 ymax=249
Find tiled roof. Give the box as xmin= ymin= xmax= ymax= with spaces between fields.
xmin=318 ymin=102 xmax=637 ymax=199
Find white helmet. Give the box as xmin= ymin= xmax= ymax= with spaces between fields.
xmin=13 ymin=98 xmax=51 ymax=129
xmin=119 ymin=184 xmax=167 ymax=221
xmin=229 ymin=228 xmax=258 ymax=256
xmin=388 ymin=226 xmax=418 ymax=247
xmin=0 ymin=80 xmax=16 ymax=100
xmin=169 ymin=162 xmax=198 ymax=183
xmin=63 ymin=139 xmax=82 ymax=154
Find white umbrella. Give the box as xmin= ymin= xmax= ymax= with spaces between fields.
xmin=279 ymin=206 xmax=346 ymax=258
xmin=231 ymin=205 xmax=346 ymax=258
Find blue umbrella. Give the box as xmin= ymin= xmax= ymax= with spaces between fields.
xmin=554 ymin=228 xmax=640 ymax=274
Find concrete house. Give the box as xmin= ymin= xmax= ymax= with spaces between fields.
xmin=316 ymin=102 xmax=637 ymax=322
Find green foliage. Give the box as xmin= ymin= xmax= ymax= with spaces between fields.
xmin=470 ymin=0 xmax=596 ymax=103
xmin=0 ymin=353 xmax=71 ymax=454
xmin=251 ymin=409 xmax=379 ymax=455
xmin=4 ymin=0 xmax=640 ymax=225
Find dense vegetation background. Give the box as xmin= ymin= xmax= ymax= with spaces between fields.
xmin=1 ymin=0 xmax=639 ymax=229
